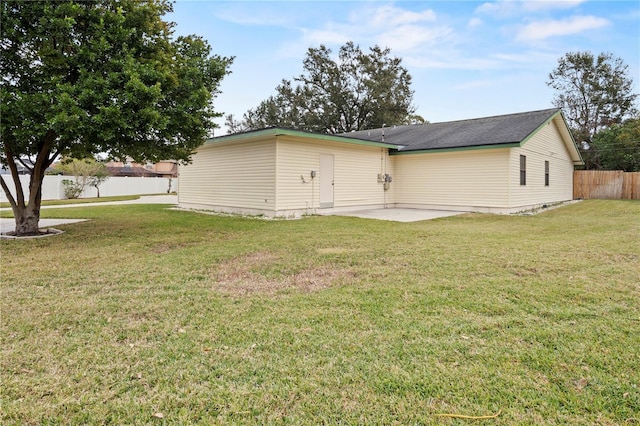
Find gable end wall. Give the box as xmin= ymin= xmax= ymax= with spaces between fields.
xmin=178 ymin=138 xmax=277 ymax=213
xmin=509 ymin=119 xmax=575 ymax=207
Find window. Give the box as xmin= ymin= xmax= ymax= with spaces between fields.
xmin=545 ymin=161 xmax=549 ymax=186
xmin=520 ymin=155 xmax=526 ymax=186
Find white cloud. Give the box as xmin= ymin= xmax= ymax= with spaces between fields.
xmin=516 ymin=15 xmax=610 ymax=41
xmin=360 ymin=4 xmax=437 ymax=28
xmin=521 ymin=1 xmax=586 ymax=12
xmin=476 ymin=0 xmax=586 ymax=17
xmin=295 ymin=3 xmax=451 ymax=54
xmin=467 ymin=17 xmax=483 ymax=29
xmin=475 ymin=1 xmax=520 ymax=17
xmin=376 ymin=25 xmax=453 ymax=52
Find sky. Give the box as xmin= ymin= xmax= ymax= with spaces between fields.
xmin=167 ymin=0 xmax=640 ymax=134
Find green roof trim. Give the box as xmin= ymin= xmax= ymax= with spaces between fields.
xmin=554 ymin=111 xmax=585 ymax=165
xmin=518 ymin=110 xmax=583 ymax=165
xmin=391 ymin=142 xmax=520 ymax=155
xmin=203 ymin=127 xmax=399 ymax=149
xmin=518 ymin=109 xmax=562 ymax=146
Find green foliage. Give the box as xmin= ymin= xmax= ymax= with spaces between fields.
xmin=589 ymin=117 xmax=640 ymax=171
xmin=0 ymin=0 xmax=232 ymax=234
xmin=56 ymin=157 xmax=110 ymax=198
xmin=227 ymin=42 xmax=416 ymax=134
xmin=61 ymin=178 xmax=83 ymax=199
xmin=547 ymin=51 xmax=638 ymax=160
xmin=88 ymin=167 xmax=110 ymax=198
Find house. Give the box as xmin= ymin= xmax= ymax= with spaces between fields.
xmin=105 ymin=159 xmax=178 ymax=178
xmin=178 ymin=108 xmax=583 ymax=217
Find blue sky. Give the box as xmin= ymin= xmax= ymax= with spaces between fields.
xmin=168 ymin=0 xmax=640 ymax=134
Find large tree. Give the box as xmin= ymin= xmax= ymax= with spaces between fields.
xmin=1 ymin=0 xmax=232 ymax=236
xmin=589 ymin=117 xmax=640 ymax=172
xmin=226 ymin=42 xmax=416 ymax=134
xmin=546 ymin=51 xmax=638 ymax=167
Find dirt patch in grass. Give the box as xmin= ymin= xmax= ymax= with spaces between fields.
xmin=212 ymin=251 xmax=351 ymax=295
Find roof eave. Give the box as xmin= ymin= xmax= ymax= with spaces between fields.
xmin=505 ymin=109 xmax=584 ymax=166
xmin=391 ymin=142 xmax=520 ymax=155
xmin=203 ymin=127 xmax=400 ymax=149
xmin=554 ymin=111 xmax=585 ymax=166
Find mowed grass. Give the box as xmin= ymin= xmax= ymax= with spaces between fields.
xmin=1 ymin=200 xmax=638 ymax=424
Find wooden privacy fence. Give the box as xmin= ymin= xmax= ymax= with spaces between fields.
xmin=574 ymin=170 xmax=640 ymax=200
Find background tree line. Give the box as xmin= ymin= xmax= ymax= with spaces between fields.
xmin=547 ymin=51 xmax=638 ymax=172
xmin=225 ymin=42 xmax=424 ymax=135
xmin=229 ymin=47 xmax=638 ymax=172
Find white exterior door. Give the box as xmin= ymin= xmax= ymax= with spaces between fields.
xmin=319 ymin=154 xmax=334 ymax=208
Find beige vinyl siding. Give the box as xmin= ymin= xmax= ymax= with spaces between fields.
xmin=509 ymin=119 xmax=575 ymax=207
xmin=394 ymin=149 xmax=510 ymax=209
xmin=275 ymin=136 xmax=392 ymax=211
xmin=178 ymin=139 xmax=276 ymax=210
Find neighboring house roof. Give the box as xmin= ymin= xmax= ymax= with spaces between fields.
xmin=107 ymin=166 xmax=161 ymax=177
xmin=105 ymin=160 xmax=178 ymax=178
xmin=153 ymin=161 xmax=178 ymax=176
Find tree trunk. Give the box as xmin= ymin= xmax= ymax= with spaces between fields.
xmin=1 ymin=131 xmax=55 ymax=237
xmin=12 ymin=203 xmax=42 ymax=236
xmin=1 ymin=172 xmax=45 ymax=236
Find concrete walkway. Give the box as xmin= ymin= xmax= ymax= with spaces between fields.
xmin=1 ymin=195 xmax=177 ymax=235
xmin=1 ymin=218 xmax=90 ymax=235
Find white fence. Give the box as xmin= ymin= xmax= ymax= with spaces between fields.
xmin=0 ymin=174 xmax=177 ymax=202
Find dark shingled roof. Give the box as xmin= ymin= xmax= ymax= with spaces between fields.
xmin=342 ymin=108 xmax=562 ymax=152
xmin=107 ymin=166 xmax=161 ymax=177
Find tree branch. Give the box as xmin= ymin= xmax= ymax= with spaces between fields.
xmin=28 ymin=130 xmax=56 ymax=207
xmin=3 ymin=146 xmax=26 ymax=208
xmin=16 ymin=157 xmax=34 ymax=175
xmin=0 ymin=174 xmax=18 ymax=212
xmin=48 ymin=149 xmax=62 ymax=168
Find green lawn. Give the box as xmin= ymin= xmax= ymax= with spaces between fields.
xmin=1 ymin=200 xmax=638 ymax=424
